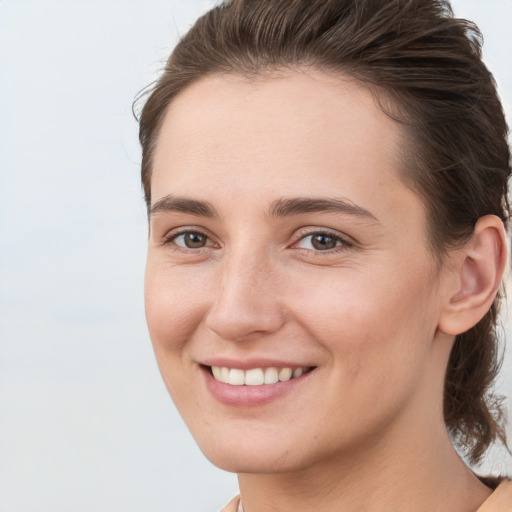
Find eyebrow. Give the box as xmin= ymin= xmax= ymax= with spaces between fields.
xmin=149 ymin=195 xmax=218 ymax=218
xmin=149 ymin=194 xmax=378 ymax=223
xmin=269 ymin=197 xmax=379 ymax=222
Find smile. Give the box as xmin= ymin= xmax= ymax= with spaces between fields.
xmin=210 ymin=366 xmax=311 ymax=386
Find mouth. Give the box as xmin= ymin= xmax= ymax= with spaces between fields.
xmin=208 ymin=365 xmax=315 ymax=386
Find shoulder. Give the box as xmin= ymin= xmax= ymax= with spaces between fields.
xmin=476 ymin=478 xmax=512 ymax=512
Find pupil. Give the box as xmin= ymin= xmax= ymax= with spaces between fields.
xmin=312 ymin=234 xmax=336 ymax=250
xmin=185 ymin=232 xmax=206 ymax=248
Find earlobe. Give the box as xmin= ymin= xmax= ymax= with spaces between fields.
xmin=438 ymin=215 xmax=508 ymax=336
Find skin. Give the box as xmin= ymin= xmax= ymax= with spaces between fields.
xmin=145 ymin=70 xmax=497 ymax=511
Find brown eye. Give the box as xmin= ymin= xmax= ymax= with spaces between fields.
xmin=311 ymin=234 xmax=338 ymax=250
xmin=172 ymin=231 xmax=210 ymax=249
xmin=184 ymin=232 xmax=207 ymax=248
xmin=296 ymin=232 xmax=344 ymax=251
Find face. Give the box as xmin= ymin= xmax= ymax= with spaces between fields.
xmin=145 ymin=71 xmax=453 ymax=474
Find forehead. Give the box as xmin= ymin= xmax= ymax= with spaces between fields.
xmin=151 ymin=70 xmax=422 ymax=226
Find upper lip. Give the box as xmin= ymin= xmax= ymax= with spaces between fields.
xmin=201 ymin=357 xmax=315 ymax=370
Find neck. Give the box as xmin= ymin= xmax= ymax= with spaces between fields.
xmin=237 ymin=414 xmax=491 ymax=512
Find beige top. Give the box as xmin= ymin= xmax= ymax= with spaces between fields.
xmin=220 ymin=479 xmax=512 ymax=512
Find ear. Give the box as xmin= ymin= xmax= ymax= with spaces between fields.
xmin=438 ymin=215 xmax=509 ymax=336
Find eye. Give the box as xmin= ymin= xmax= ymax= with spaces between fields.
xmin=166 ymin=230 xmax=213 ymax=249
xmin=295 ymin=231 xmax=346 ymax=251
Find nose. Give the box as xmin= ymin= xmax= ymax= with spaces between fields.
xmin=205 ymin=250 xmax=287 ymax=342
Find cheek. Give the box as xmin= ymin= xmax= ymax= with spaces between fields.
xmin=284 ymin=269 xmax=438 ymax=443
xmin=144 ymin=261 xmax=213 ymax=415
xmin=285 ymin=263 xmax=438 ymax=381
xmin=144 ymin=260 xmax=209 ymax=356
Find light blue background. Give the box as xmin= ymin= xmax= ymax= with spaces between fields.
xmin=0 ymin=1 xmax=511 ymax=510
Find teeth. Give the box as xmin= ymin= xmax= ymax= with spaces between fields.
xmin=228 ymin=368 xmax=245 ymax=386
xmin=264 ymin=367 xmax=279 ymax=384
xmin=278 ymin=367 xmax=293 ymax=382
xmin=212 ymin=366 xmax=223 ymax=380
xmin=245 ymin=368 xmax=264 ymax=386
xmin=210 ymin=366 xmax=309 ymax=386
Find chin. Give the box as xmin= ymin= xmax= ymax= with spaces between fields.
xmin=191 ymin=426 xmax=310 ymax=474
xmin=202 ymin=447 xmax=301 ymax=475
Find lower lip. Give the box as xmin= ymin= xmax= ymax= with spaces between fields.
xmin=202 ymin=366 xmax=313 ymax=407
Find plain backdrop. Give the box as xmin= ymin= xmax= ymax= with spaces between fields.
xmin=0 ymin=1 xmax=511 ymax=511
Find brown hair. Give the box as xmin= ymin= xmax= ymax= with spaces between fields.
xmin=136 ymin=0 xmax=510 ymax=463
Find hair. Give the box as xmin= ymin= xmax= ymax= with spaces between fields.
xmin=136 ymin=0 xmax=511 ymax=464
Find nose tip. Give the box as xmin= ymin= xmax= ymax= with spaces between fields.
xmin=206 ymin=304 xmax=285 ymax=342
xmin=204 ymin=260 xmax=286 ymax=342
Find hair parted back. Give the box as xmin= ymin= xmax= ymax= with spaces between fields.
xmin=137 ymin=0 xmax=511 ymax=463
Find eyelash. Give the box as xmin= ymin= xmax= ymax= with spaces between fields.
xmin=291 ymin=228 xmax=353 ymax=254
xmin=161 ymin=228 xmax=217 ymax=252
xmin=162 ymin=226 xmax=353 ymax=257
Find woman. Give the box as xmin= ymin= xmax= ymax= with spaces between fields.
xmin=137 ymin=0 xmax=511 ymax=510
